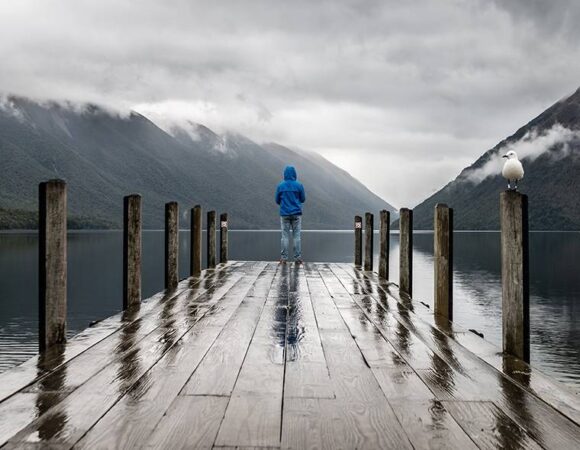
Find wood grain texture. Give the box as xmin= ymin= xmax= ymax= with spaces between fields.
xmin=191 ymin=205 xmax=202 ymax=277
xmin=399 ymin=208 xmax=413 ymax=296
xmin=39 ymin=179 xmax=67 ymax=351
xmin=364 ymin=212 xmax=374 ymax=271
xmin=354 ymin=215 xmax=362 ymax=266
xmin=146 ymin=395 xmax=229 ymax=450
xmin=500 ymin=190 xmax=530 ymax=362
xmin=123 ymin=194 xmax=142 ymax=309
xmin=207 ymin=210 xmax=217 ymax=269
xmin=164 ymin=201 xmax=179 ymax=290
xmin=378 ymin=209 xmax=390 ymax=280
xmin=442 ymin=400 xmax=542 ymax=450
xmin=434 ymin=203 xmax=453 ymax=321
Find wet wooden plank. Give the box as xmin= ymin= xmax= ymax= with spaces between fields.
xmin=215 ymin=395 xmax=282 ymax=448
xmin=331 ymin=263 xmax=580 ymax=448
xmin=72 ymin=266 xmax=270 ymax=450
xmin=146 ymin=395 xmax=229 ymax=449
xmin=371 ymin=368 xmax=435 ymax=401
xmin=388 ymin=399 xmax=478 ymax=450
xmin=282 ymin=398 xmax=413 ymax=450
xmin=5 ymin=266 xmax=259 ymax=448
xmin=284 ymin=272 xmax=333 ymax=399
xmin=442 ymin=401 xmax=543 ymax=450
xmin=215 ymin=271 xmax=287 ymax=448
xmin=182 ymin=300 xmax=267 ymax=396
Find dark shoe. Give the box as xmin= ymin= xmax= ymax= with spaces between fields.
xmin=279 ymin=259 xmax=287 ymax=264
xmin=295 ymin=259 xmax=303 ymax=265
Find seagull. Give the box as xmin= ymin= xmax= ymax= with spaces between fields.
xmin=502 ymin=150 xmax=524 ymax=190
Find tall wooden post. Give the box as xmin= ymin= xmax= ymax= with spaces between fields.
xmin=207 ymin=210 xmax=216 ymax=269
xmin=434 ymin=204 xmax=453 ymax=320
xmin=354 ymin=215 xmax=363 ymax=266
xmin=190 ymin=205 xmax=202 ymax=277
xmin=220 ymin=213 xmax=228 ymax=264
xmin=399 ymin=208 xmax=413 ymax=296
xmin=165 ymin=201 xmax=179 ymax=290
xmin=123 ymin=194 xmax=142 ymax=309
xmin=500 ymin=191 xmax=529 ymax=362
xmin=364 ymin=212 xmax=374 ymax=271
xmin=379 ymin=210 xmax=390 ymax=279
xmin=39 ymin=179 xmax=67 ymax=351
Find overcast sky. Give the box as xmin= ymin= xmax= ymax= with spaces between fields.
xmin=1 ymin=0 xmax=579 ymax=207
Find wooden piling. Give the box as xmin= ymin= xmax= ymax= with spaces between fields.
xmin=354 ymin=215 xmax=363 ymax=266
xmin=123 ymin=194 xmax=142 ymax=309
xmin=364 ymin=212 xmax=374 ymax=271
xmin=434 ymin=204 xmax=453 ymax=320
xmin=220 ymin=213 xmax=228 ymax=264
xmin=500 ymin=190 xmax=529 ymax=362
xmin=399 ymin=208 xmax=413 ymax=296
xmin=378 ymin=210 xmax=390 ymax=279
xmin=207 ymin=210 xmax=216 ymax=269
xmin=165 ymin=202 xmax=179 ymax=290
xmin=39 ymin=179 xmax=67 ymax=351
xmin=190 ymin=205 xmax=202 ymax=277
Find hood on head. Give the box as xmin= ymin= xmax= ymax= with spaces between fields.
xmin=284 ymin=165 xmax=297 ymax=181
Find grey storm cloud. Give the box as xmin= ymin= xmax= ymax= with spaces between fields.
xmin=1 ymin=0 xmax=579 ymax=207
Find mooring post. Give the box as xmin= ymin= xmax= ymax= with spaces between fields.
xmin=500 ymin=190 xmax=529 ymax=362
xmin=364 ymin=212 xmax=374 ymax=271
xmin=165 ymin=201 xmax=179 ymax=290
xmin=39 ymin=179 xmax=67 ymax=351
xmin=354 ymin=215 xmax=363 ymax=266
xmin=220 ymin=213 xmax=228 ymax=264
xmin=190 ymin=205 xmax=202 ymax=277
xmin=434 ymin=204 xmax=453 ymax=320
xmin=207 ymin=210 xmax=216 ymax=269
xmin=123 ymin=194 xmax=142 ymax=309
xmin=399 ymin=208 xmax=413 ymax=296
xmin=379 ymin=210 xmax=390 ymax=279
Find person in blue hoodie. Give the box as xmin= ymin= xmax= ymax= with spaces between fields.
xmin=275 ymin=165 xmax=306 ymax=264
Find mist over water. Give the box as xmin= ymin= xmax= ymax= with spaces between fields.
xmin=0 ymin=230 xmax=579 ymax=389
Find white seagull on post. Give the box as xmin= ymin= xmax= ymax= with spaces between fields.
xmin=502 ymin=150 xmax=524 ymax=190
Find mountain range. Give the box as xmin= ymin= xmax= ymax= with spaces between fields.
xmin=410 ymin=87 xmax=580 ymax=230
xmin=0 ymin=97 xmax=394 ymax=229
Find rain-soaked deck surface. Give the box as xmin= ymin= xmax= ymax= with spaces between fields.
xmin=0 ymin=261 xmax=579 ymax=449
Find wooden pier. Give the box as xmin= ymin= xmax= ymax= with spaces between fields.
xmin=0 ymin=261 xmax=579 ymax=449
xmin=1 ymin=180 xmax=580 ymax=448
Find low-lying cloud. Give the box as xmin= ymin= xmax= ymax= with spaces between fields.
xmin=462 ymin=124 xmax=580 ymax=184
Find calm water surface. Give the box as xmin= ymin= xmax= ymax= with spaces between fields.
xmin=1 ymin=230 xmax=579 ymax=390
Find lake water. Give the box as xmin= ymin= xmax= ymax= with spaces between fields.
xmin=1 ymin=230 xmax=579 ymax=390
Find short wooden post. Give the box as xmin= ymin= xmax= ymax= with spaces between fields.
xmin=354 ymin=215 xmax=362 ymax=266
xmin=399 ymin=208 xmax=413 ymax=296
xmin=220 ymin=213 xmax=228 ymax=264
xmin=207 ymin=210 xmax=216 ymax=269
xmin=500 ymin=191 xmax=529 ymax=362
xmin=378 ymin=210 xmax=390 ymax=279
xmin=165 ymin=201 xmax=179 ymax=290
xmin=123 ymin=194 xmax=142 ymax=309
xmin=364 ymin=212 xmax=374 ymax=271
xmin=434 ymin=204 xmax=453 ymax=320
xmin=190 ymin=205 xmax=202 ymax=277
xmin=39 ymin=179 xmax=67 ymax=351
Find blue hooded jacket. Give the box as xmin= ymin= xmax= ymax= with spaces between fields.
xmin=275 ymin=166 xmax=306 ymax=216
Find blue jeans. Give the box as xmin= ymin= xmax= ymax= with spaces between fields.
xmin=280 ymin=215 xmax=301 ymax=260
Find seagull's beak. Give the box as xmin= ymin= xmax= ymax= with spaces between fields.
xmin=502 ymin=154 xmax=508 ymax=158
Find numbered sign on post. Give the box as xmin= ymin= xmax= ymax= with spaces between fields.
xmin=221 ymin=221 xmax=228 ymax=228
xmin=355 ymin=222 xmax=362 ymax=229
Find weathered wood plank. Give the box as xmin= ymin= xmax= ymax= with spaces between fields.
xmin=434 ymin=203 xmax=453 ymax=320
xmin=146 ymin=396 xmax=228 ymax=450
xmin=5 ymin=266 xmax=257 ymax=448
xmin=442 ymin=400 xmax=542 ymax=450
xmin=215 ymin=268 xmax=286 ymax=448
xmin=389 ymin=399 xmax=478 ymax=450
